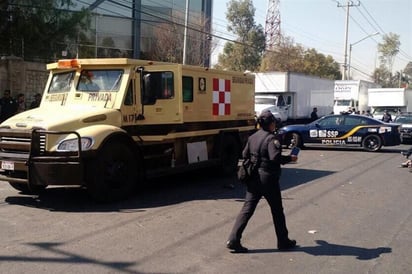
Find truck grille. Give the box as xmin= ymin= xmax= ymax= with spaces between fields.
xmin=0 ymin=129 xmax=46 ymax=155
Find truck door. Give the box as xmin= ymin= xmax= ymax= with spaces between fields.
xmin=139 ymin=65 xmax=183 ymax=125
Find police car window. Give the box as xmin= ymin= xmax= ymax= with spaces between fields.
xmin=318 ymin=116 xmax=338 ymax=126
xmin=344 ymin=116 xmax=362 ymax=126
xmin=77 ymin=70 xmax=123 ymax=92
xmin=48 ymin=71 xmax=74 ymax=93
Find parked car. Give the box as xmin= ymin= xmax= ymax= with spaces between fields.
xmin=394 ymin=113 xmax=412 ymax=143
xmin=277 ymin=114 xmax=401 ymax=152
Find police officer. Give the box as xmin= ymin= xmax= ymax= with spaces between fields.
xmin=382 ymin=110 xmax=392 ymax=122
xmin=226 ymin=110 xmax=297 ymax=253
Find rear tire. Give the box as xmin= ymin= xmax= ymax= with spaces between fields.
xmin=86 ymin=142 xmax=139 ymax=202
xmin=220 ymin=135 xmax=240 ymax=175
xmin=362 ymin=134 xmax=382 ymax=152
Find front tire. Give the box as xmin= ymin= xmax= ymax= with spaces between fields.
xmin=285 ymin=132 xmax=302 ymax=148
xmin=362 ymin=134 xmax=382 ymax=152
xmin=87 ymin=142 xmax=139 ymax=202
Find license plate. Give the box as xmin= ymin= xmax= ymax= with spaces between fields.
xmin=1 ymin=161 xmax=14 ymax=170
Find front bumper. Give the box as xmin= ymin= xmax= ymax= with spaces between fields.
xmin=0 ymin=129 xmax=86 ymax=186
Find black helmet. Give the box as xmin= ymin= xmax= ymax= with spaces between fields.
xmin=257 ymin=110 xmax=276 ymax=127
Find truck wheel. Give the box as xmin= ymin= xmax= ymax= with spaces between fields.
xmin=362 ymin=134 xmax=382 ymax=152
xmin=220 ymin=135 xmax=240 ymax=175
xmin=8 ymin=182 xmax=46 ymax=194
xmin=87 ymin=142 xmax=138 ymax=202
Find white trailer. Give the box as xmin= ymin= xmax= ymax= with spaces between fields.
xmin=368 ymin=88 xmax=412 ymax=120
xmin=333 ymin=80 xmax=380 ymax=114
xmin=255 ymin=72 xmax=334 ymax=123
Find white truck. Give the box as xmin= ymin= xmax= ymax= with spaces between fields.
xmin=255 ymin=72 xmax=334 ymax=123
xmin=368 ymin=88 xmax=412 ymax=120
xmin=333 ymin=80 xmax=380 ymax=114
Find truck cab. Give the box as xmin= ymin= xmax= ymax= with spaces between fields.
xmin=254 ymin=94 xmax=289 ymax=123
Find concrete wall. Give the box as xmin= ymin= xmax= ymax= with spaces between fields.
xmin=0 ymin=56 xmax=48 ymax=107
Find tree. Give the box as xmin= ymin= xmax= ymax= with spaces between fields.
xmin=261 ymin=36 xmax=305 ymax=72
xmin=377 ymin=33 xmax=400 ymax=73
xmin=216 ymin=0 xmax=265 ymax=72
xmin=261 ymin=36 xmax=341 ymax=80
xmin=373 ymin=33 xmax=401 ymax=87
xmin=0 ymin=1 xmax=90 ymax=62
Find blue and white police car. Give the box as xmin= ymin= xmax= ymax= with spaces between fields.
xmin=278 ymin=114 xmax=401 ymax=152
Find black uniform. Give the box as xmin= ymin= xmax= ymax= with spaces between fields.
xmin=227 ymin=128 xmax=293 ymax=247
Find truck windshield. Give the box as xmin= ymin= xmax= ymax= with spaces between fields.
xmin=335 ymin=100 xmax=351 ymax=106
xmin=255 ymin=97 xmax=277 ymax=105
xmin=48 ymin=71 xmax=74 ymax=93
xmin=77 ymin=70 xmax=123 ymax=92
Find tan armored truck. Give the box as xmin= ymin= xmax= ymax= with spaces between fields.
xmin=0 ymin=58 xmax=256 ymax=201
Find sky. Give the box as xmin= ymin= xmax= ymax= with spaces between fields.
xmin=211 ymin=0 xmax=412 ymax=80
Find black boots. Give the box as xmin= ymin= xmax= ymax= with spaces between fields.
xmin=226 ymin=240 xmax=248 ymax=253
xmin=277 ymin=239 xmax=297 ymax=251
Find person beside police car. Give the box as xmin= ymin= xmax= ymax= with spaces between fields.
xmin=226 ymin=110 xmax=297 ymax=253
xmin=382 ymin=110 xmax=392 ymax=123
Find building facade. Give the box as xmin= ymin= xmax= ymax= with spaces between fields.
xmin=73 ymin=0 xmax=213 ymax=66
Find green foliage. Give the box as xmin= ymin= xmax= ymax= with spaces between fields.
xmin=377 ymin=33 xmax=400 ymax=71
xmin=261 ymin=37 xmax=341 ymax=80
xmin=0 ymin=1 xmax=91 ymax=61
xmin=216 ymin=0 xmax=265 ymax=72
xmin=373 ymin=32 xmax=401 ymax=87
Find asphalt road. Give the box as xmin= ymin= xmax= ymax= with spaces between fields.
xmin=0 ymin=144 xmax=411 ymax=274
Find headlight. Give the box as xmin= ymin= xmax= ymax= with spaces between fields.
xmin=57 ymin=137 xmax=94 ymax=151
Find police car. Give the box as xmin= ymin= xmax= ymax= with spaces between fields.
xmin=393 ymin=113 xmax=412 ymax=143
xmin=278 ymin=114 xmax=401 ymax=152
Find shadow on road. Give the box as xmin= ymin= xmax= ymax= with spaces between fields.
xmin=0 ymin=242 xmax=138 ymax=274
xmin=248 ymin=240 xmax=392 ymax=260
xmin=4 ymin=167 xmax=334 ymax=212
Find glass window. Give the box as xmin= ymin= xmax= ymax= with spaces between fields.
xmin=124 ymin=83 xmax=134 ymax=106
xmin=318 ymin=116 xmax=343 ymax=127
xmin=183 ymin=76 xmax=193 ymax=102
xmin=48 ymin=71 xmax=74 ymax=93
xmin=161 ymin=72 xmax=174 ymax=99
xmin=77 ymin=70 xmax=123 ymax=92
xmin=344 ymin=116 xmax=361 ymax=126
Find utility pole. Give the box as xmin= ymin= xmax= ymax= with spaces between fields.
xmin=182 ymin=0 xmax=189 ymax=65
xmin=338 ymin=0 xmax=360 ymax=80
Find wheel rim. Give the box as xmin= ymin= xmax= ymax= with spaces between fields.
xmin=363 ymin=135 xmax=381 ymax=151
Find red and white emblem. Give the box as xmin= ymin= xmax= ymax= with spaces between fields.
xmin=212 ymin=78 xmax=231 ymax=116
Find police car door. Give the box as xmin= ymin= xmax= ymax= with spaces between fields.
xmin=310 ymin=115 xmax=344 ymax=145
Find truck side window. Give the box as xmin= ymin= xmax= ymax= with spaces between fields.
xmin=183 ymin=76 xmax=193 ymax=102
xmin=142 ymin=71 xmax=174 ymax=104
xmin=160 ymin=72 xmax=174 ymax=99
xmin=124 ymin=83 xmax=134 ymax=106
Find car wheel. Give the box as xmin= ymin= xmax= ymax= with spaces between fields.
xmin=87 ymin=142 xmax=139 ymax=202
xmin=286 ymin=133 xmax=302 ymax=148
xmin=362 ymin=134 xmax=382 ymax=152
